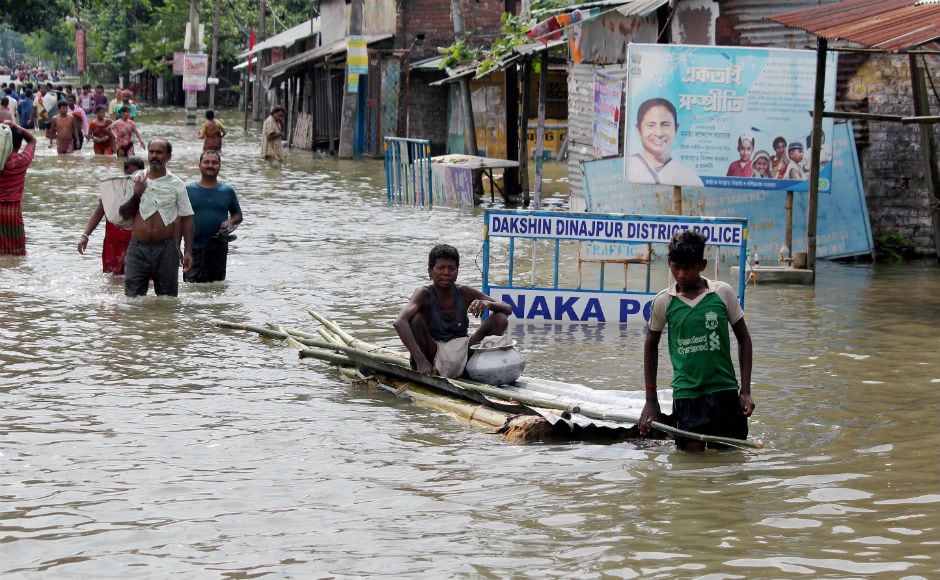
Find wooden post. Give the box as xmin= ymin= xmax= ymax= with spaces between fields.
xmin=533 ymin=50 xmax=548 ymax=210
xmin=519 ymin=58 xmax=531 ymax=206
xmin=501 ymin=0 xmax=520 ymax=197
xmin=673 ymin=185 xmax=682 ymax=215
xmin=910 ymin=53 xmax=940 ymax=261
xmin=253 ymin=0 xmax=266 ymax=122
xmin=786 ymin=190 xmax=793 ymax=259
xmin=806 ymin=37 xmax=827 ymax=275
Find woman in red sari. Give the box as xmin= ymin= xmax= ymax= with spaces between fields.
xmin=0 ymin=121 xmax=36 ymax=256
xmin=87 ymin=105 xmax=114 ymax=155
xmin=76 ymin=157 xmax=143 ymax=274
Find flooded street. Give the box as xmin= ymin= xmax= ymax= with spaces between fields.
xmin=2 ymin=108 xmax=939 ymax=578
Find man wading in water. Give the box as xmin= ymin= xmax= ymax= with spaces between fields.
xmin=119 ymin=139 xmax=194 ymax=297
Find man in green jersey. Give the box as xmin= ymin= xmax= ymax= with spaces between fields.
xmin=639 ymin=229 xmax=755 ymax=451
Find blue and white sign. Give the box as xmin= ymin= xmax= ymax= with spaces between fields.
xmin=482 ymin=210 xmax=749 ymax=324
xmin=625 ymin=43 xmax=838 ymax=192
xmin=487 ymin=213 xmax=745 ymax=246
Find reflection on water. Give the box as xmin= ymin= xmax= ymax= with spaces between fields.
xmin=1 ymin=108 xmax=938 ymax=577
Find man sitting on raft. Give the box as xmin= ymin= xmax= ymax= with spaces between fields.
xmin=395 ymin=244 xmax=512 ymax=378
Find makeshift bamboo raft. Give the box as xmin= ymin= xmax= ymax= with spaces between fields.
xmin=213 ymin=311 xmax=761 ymax=449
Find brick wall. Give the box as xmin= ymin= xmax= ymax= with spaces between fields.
xmin=843 ymin=54 xmax=940 ymax=255
xmin=397 ymin=0 xmax=513 ymax=60
xmin=406 ymin=70 xmax=449 ymax=155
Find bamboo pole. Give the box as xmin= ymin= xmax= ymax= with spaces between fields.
xmin=215 ymin=317 xmax=762 ymax=449
xmin=445 ymin=378 xmax=760 ymax=449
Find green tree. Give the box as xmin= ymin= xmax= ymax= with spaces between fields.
xmin=0 ymin=0 xmax=71 ymax=36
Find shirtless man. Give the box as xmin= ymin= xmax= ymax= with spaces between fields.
xmin=49 ymin=101 xmax=78 ymax=154
xmin=394 ymin=244 xmax=512 ymax=378
xmin=118 ymin=139 xmax=194 ymax=297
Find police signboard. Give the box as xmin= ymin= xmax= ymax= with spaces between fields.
xmin=482 ymin=210 xmax=749 ymax=325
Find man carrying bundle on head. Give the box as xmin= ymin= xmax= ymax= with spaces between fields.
xmin=394 ymin=244 xmax=512 ymax=378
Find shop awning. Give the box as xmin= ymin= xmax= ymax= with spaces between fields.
xmin=238 ymin=18 xmax=321 ymax=59
xmin=261 ymin=33 xmax=393 ymax=88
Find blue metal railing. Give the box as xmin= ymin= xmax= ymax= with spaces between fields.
xmin=384 ymin=137 xmax=432 ymax=206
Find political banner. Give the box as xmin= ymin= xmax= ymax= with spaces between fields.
xmin=183 ymin=53 xmax=209 ymax=91
xmin=625 ymin=43 xmax=837 ymax=192
xmin=587 ymin=122 xmax=873 ymax=261
xmin=593 ymin=72 xmax=621 ymax=157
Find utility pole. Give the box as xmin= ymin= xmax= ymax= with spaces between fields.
xmin=208 ymin=0 xmax=220 ymax=109
xmin=253 ymin=0 xmax=266 ymax=121
xmin=185 ymin=0 xmax=200 ymax=125
xmin=451 ymin=0 xmax=477 ymax=155
xmin=337 ymin=0 xmax=363 ymax=158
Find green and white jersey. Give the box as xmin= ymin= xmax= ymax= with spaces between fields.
xmin=648 ymin=278 xmax=743 ymax=400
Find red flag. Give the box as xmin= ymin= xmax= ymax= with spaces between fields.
xmin=248 ymin=28 xmax=256 ymax=73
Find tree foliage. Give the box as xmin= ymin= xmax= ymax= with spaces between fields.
xmin=0 ymin=0 xmax=71 ymax=36
xmin=9 ymin=0 xmax=330 ymax=84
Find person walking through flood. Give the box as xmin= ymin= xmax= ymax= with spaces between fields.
xmin=110 ymin=106 xmax=145 ymax=158
xmin=394 ymin=244 xmax=512 ymax=378
xmin=639 ymin=229 xmax=755 ymax=452
xmin=49 ymin=100 xmax=78 ymax=155
xmin=261 ymin=106 xmax=285 ymax=166
xmin=0 ymin=120 xmax=36 ymax=256
xmin=118 ymin=139 xmax=194 ymax=297
xmin=87 ymin=105 xmax=115 ymax=155
xmin=184 ymin=150 xmax=242 ymax=283
xmin=77 ymin=156 xmax=144 ymax=275
xmin=197 ymin=109 xmax=226 ymax=152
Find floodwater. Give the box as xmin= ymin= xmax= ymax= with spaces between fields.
xmin=2 ymin=108 xmax=939 ymax=579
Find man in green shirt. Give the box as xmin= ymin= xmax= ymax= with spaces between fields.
xmin=640 ymin=229 xmax=755 ymax=451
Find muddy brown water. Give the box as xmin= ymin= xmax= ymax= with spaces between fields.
xmin=1 ymin=108 xmax=938 ymax=578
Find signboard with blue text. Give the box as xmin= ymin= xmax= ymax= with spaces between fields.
xmin=586 ymin=122 xmax=873 ymax=261
xmin=482 ymin=210 xmax=749 ymax=326
xmin=625 ymin=43 xmax=837 ymax=192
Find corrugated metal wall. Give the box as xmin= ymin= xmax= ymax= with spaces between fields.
xmin=567 ymin=63 xmax=626 ymax=209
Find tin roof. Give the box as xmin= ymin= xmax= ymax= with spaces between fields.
xmin=238 ymin=18 xmax=321 ymax=58
xmin=766 ymin=0 xmax=940 ymax=52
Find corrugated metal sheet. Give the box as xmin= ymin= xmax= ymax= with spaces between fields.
xmin=616 ymin=0 xmax=670 ymax=18
xmin=239 ymin=18 xmax=321 ymax=58
xmin=766 ymin=0 xmax=940 ymax=52
xmin=567 ymin=63 xmax=626 ymax=203
xmin=716 ymin=0 xmax=843 ymax=49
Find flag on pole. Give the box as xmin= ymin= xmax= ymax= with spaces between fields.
xmin=248 ymin=28 xmax=255 ymax=73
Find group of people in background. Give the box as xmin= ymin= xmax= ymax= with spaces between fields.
xmin=726 ymin=130 xmax=832 ymax=180
xmin=1 ymin=108 xmax=241 ymax=296
xmin=0 ymin=80 xmax=151 ymax=158
xmin=2 ymin=61 xmax=62 ymax=85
